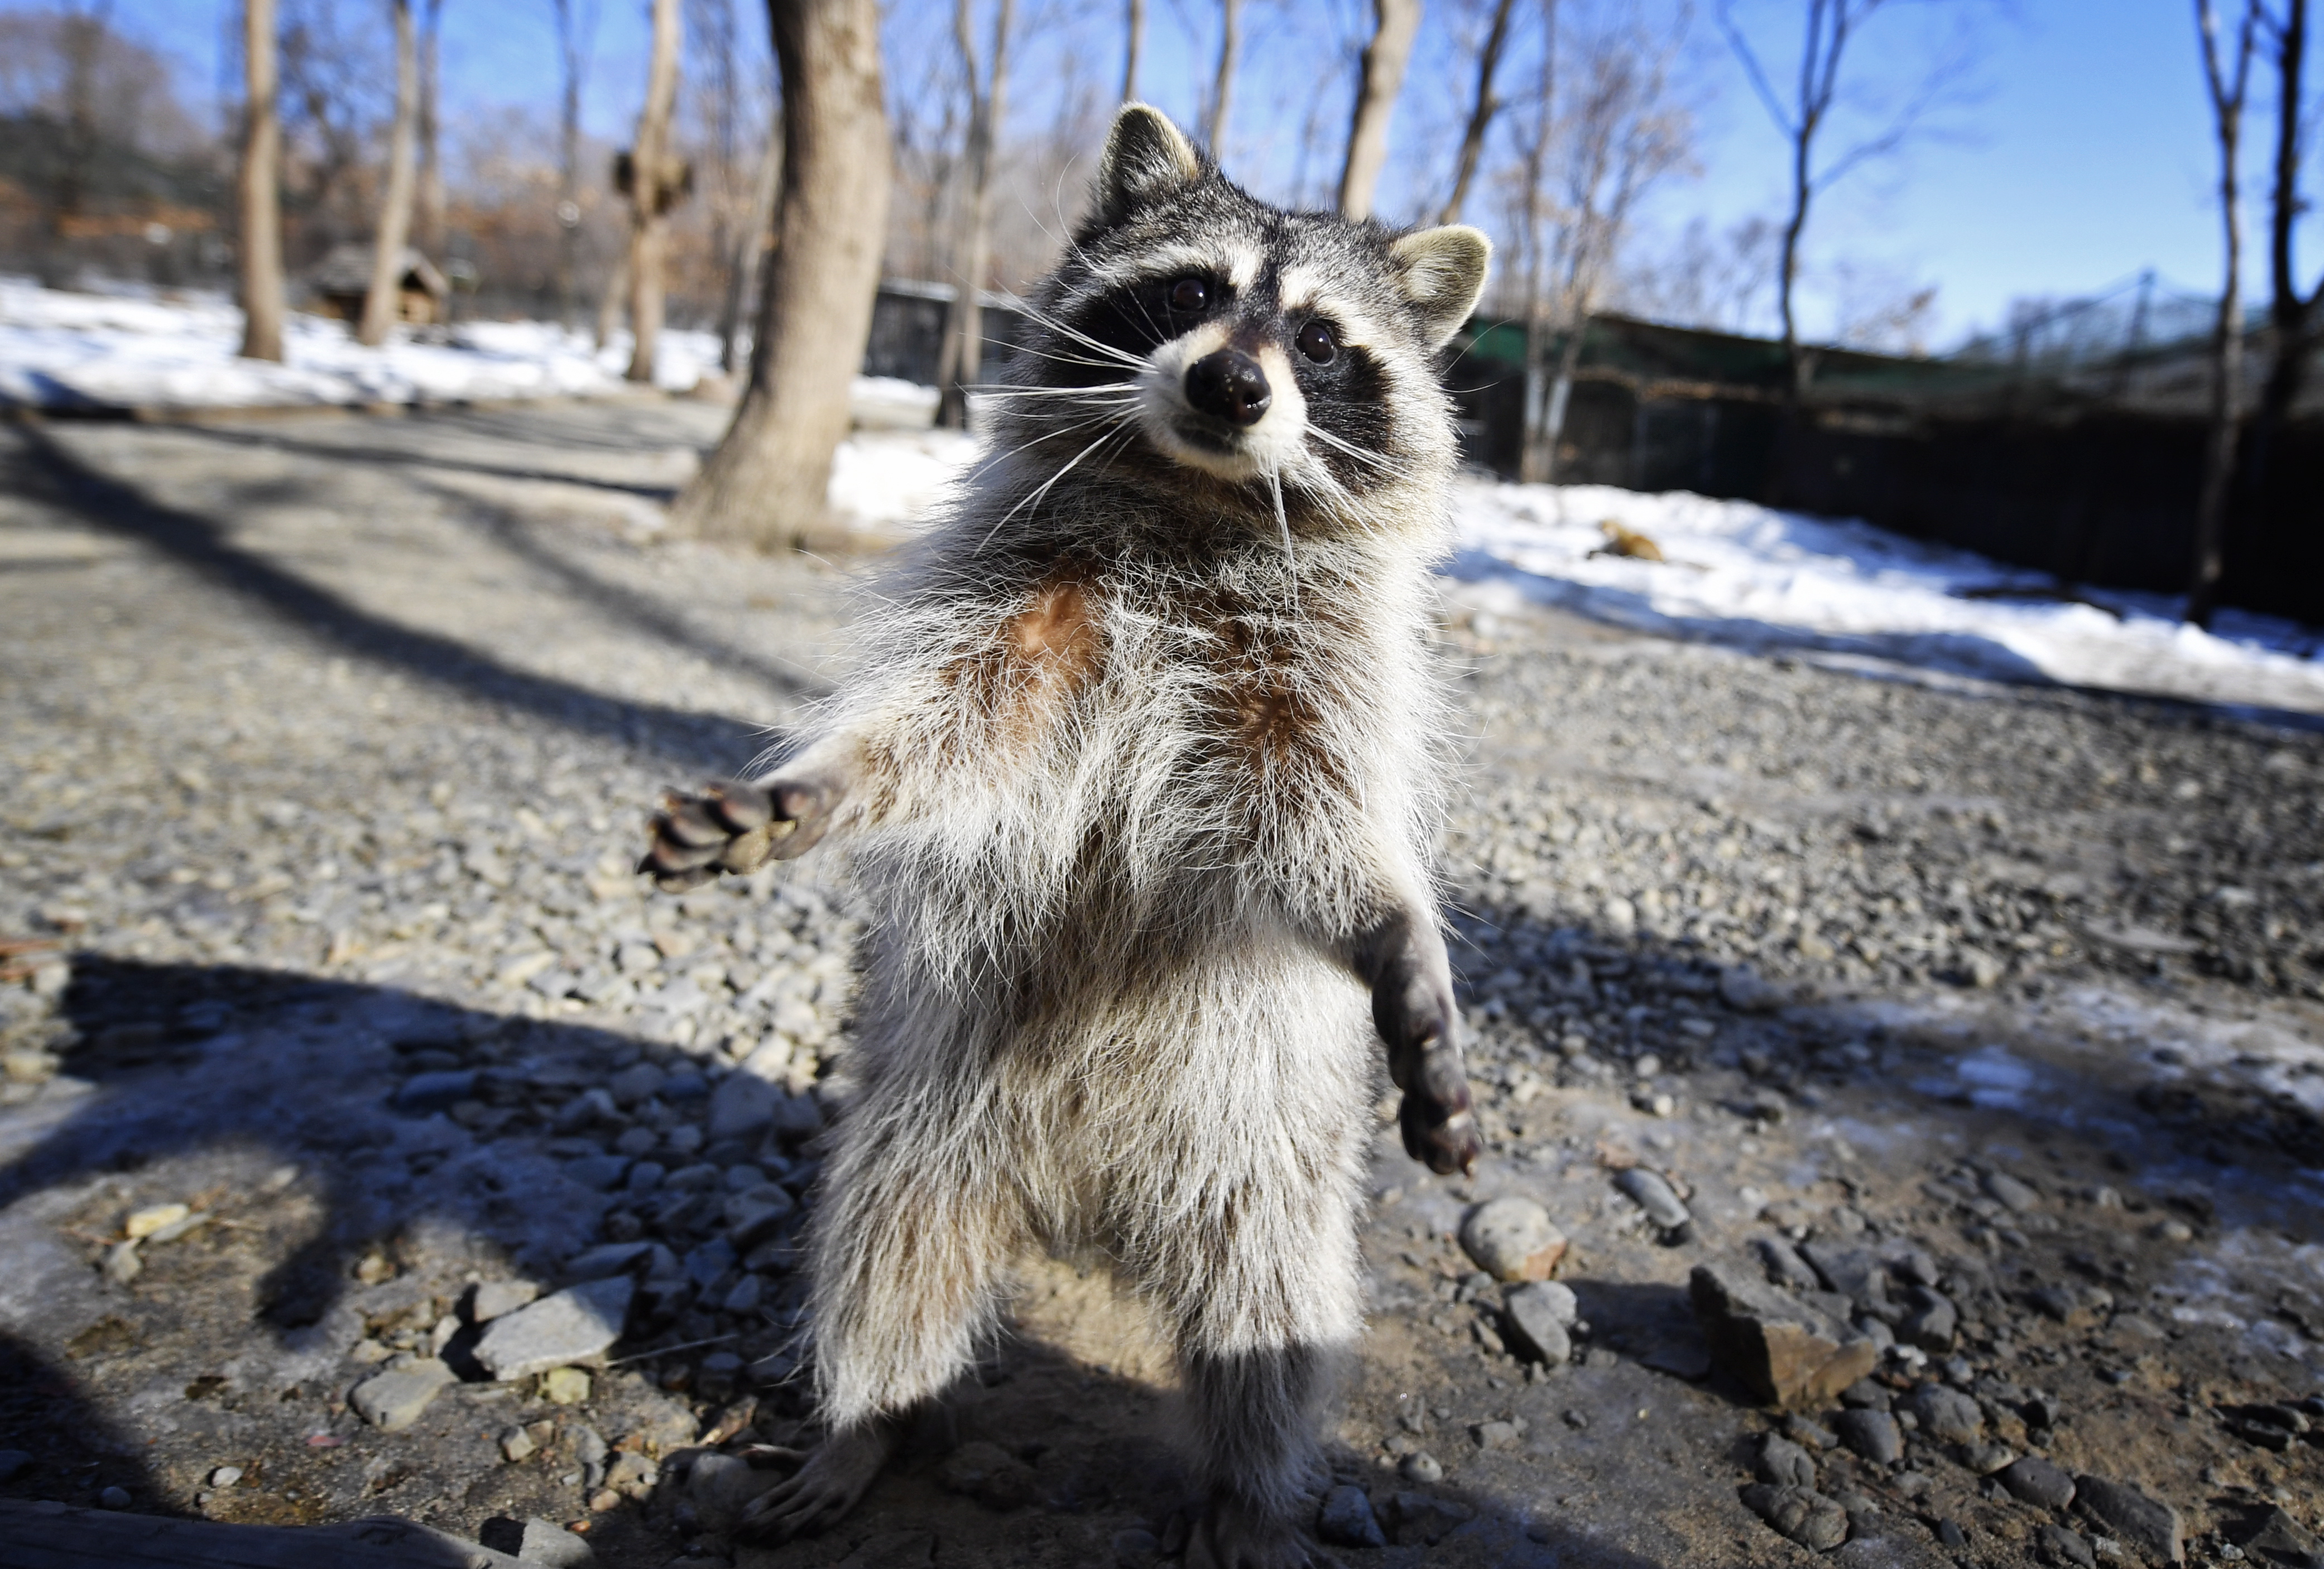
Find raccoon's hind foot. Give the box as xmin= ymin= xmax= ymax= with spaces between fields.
xmin=731 ymin=1418 xmax=900 ymax=1543
xmin=1188 ymin=1493 xmax=1342 ymax=1569
xmin=637 ymin=774 xmax=838 ymax=893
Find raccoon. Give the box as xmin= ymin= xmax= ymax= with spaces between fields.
xmin=641 ymin=104 xmax=1490 ymax=1568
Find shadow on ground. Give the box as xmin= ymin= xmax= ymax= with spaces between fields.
xmin=2 ymin=423 xmax=789 ymax=778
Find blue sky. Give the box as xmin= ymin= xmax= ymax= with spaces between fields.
xmin=84 ymin=0 xmax=2307 ymax=347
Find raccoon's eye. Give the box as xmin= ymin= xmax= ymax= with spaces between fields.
xmin=1168 ymin=277 xmax=1210 ymax=312
xmin=1295 ymin=319 xmax=1337 ymax=364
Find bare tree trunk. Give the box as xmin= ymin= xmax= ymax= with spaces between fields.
xmin=1337 ymin=0 xmax=1422 ymax=220
xmin=2235 ymin=0 xmax=2318 ymax=559
xmin=357 ymin=0 xmax=420 ymax=347
xmin=669 ymin=0 xmax=892 ymax=549
xmin=720 ymin=127 xmax=781 ymax=374
xmin=596 ymin=245 xmax=630 ymax=350
xmin=935 ymin=0 xmax=1015 ymax=429
xmin=553 ymin=0 xmax=593 ymax=331
xmin=2187 ymin=0 xmax=2260 ymax=628
xmin=1122 ymin=0 xmax=1144 ymax=100
xmin=1540 ymin=310 xmax=1587 ymax=479
xmin=1207 ymin=0 xmax=1241 ymax=153
xmin=238 ymin=0 xmax=287 ymax=362
xmin=415 ymin=0 xmax=445 ymax=260
xmin=1437 ymin=0 xmax=1515 ymax=225
xmin=1517 ymin=0 xmax=1557 ymax=484
xmin=626 ymin=0 xmax=684 ymax=383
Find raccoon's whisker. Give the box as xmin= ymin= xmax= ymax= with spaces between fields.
xmin=966 ymin=407 xmax=1128 ymax=487
xmin=973 ymin=419 xmax=1134 ymax=554
xmin=998 ymin=295 xmax=1150 ymax=370
xmin=1266 ymin=463 xmax=1300 ymax=617
xmin=991 ymin=341 xmax=1142 ymax=376
xmin=1303 ymin=423 xmax=1414 ymax=477
xmin=969 ymin=381 xmax=1140 ymax=401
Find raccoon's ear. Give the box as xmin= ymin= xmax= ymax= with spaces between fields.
xmin=1094 ymin=103 xmax=1202 ymax=225
xmin=1389 ymin=226 xmax=1492 ymax=349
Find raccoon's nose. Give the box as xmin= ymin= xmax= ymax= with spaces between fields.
xmin=1185 ymin=349 xmax=1273 ymax=427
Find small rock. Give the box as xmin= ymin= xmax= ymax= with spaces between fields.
xmin=2000 ymin=1456 xmax=2076 ymax=1511
xmin=1982 ymin=1171 xmax=2042 ymax=1212
xmin=564 ymin=1242 xmax=652 ymax=1282
xmin=1895 ymin=1287 xmax=1958 ymax=1353
xmin=541 ymin=1368 xmax=592 ymax=1405
xmin=1503 ymin=1281 xmax=1577 ymax=1365
xmin=349 ymin=1357 xmax=457 ymax=1432
xmin=1691 ymin=1260 xmax=1879 ymax=1411
xmin=935 ymin=1440 xmax=1036 ymax=1510
xmin=1758 ymin=1433 xmax=1819 ymax=1488
xmin=103 ymin=1241 xmax=141 ymax=1284
xmin=392 ymin=1069 xmax=479 ymax=1114
xmin=706 ymin=1072 xmax=780 ymax=1143
xmin=98 ymin=1485 xmax=131 ymax=1510
xmin=1615 ymin=1168 xmax=1692 ymax=1236
xmin=1741 ymin=1483 xmax=1850 ymax=1551
xmin=470 ymin=1281 xmax=541 ymax=1323
xmin=1316 ymin=1484 xmax=1386 ymax=1548
xmin=207 ymin=1466 xmax=242 ymax=1488
xmin=1473 ymin=1419 xmax=1519 ymax=1450
xmin=1459 ymin=1197 xmax=1567 ymax=1281
xmin=2039 ymin=1523 xmax=2096 ymax=1568
xmin=1800 ymin=1244 xmax=1888 ymax=1312
xmin=498 ymin=1425 xmax=537 ymax=1462
xmin=1389 ymin=1491 xmax=1474 ymax=1547
xmin=516 ymin=1517 xmax=597 ymax=1566
xmin=123 ymin=1204 xmax=189 ymax=1240
xmin=1936 ymin=1518 xmax=1968 ymax=1549
xmin=1783 ymin=1414 xmax=1837 ymax=1451
xmin=1755 ymin=1238 xmax=1822 ymax=1293
xmin=2073 ymin=1474 xmax=2182 ymax=1565
xmin=2229 ymin=1508 xmax=2323 ymax=1567
xmin=1909 ymin=1384 xmax=1984 ymax=1445
xmin=1833 ymin=1409 xmax=1903 ymax=1466
xmin=474 ymin=1277 xmax=634 ymax=1381
xmin=1399 ymin=1451 xmax=1443 ymax=1484
xmin=1960 ymin=1442 xmax=2017 ymax=1476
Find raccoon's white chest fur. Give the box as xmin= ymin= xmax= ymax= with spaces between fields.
xmin=836 ymin=529 xmax=1445 ymax=1023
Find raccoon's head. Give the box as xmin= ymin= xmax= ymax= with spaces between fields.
xmin=1002 ymin=104 xmax=1490 ymax=529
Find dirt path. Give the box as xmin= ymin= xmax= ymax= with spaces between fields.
xmin=1 ymin=406 xmax=2319 ymax=1569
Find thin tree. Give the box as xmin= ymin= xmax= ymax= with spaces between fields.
xmin=2232 ymin=0 xmax=2321 ymax=580
xmin=1534 ymin=16 xmax=1693 ymax=480
xmin=1123 ymin=0 xmax=1144 ymax=99
xmin=1339 ymin=0 xmax=1424 ymax=220
xmin=2187 ymin=0 xmax=2264 ymax=628
xmin=357 ymin=0 xmax=421 ymax=347
xmin=1516 ymin=0 xmax=1558 ymax=482
xmin=691 ymin=0 xmax=745 ymax=370
xmin=625 ymin=0 xmax=685 ymax=383
xmin=669 ymin=0 xmax=892 ymax=548
xmin=550 ymin=0 xmax=599 ymax=331
xmin=719 ymin=128 xmax=781 ymax=374
xmin=1715 ymin=0 xmax=1970 ymax=401
xmin=934 ymin=0 xmax=1017 ymax=429
xmin=238 ymin=0 xmax=287 ymax=361
xmin=415 ymin=0 xmax=445 ymax=259
xmin=1208 ymin=0 xmax=1242 ymax=152
xmin=1438 ymin=0 xmax=1518 ymax=224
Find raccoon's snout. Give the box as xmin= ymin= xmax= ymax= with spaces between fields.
xmin=1184 ymin=349 xmax=1272 ymax=428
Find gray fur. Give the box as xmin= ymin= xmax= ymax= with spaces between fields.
xmin=657 ymin=105 xmax=1490 ymax=1562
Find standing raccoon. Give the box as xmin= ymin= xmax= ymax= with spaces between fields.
xmin=643 ymin=104 xmax=1489 ymax=1568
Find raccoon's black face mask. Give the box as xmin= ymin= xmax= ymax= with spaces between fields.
xmin=1004 ymin=104 xmax=1488 ymax=516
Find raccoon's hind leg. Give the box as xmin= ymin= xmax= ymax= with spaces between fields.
xmin=736 ymin=1085 xmax=1024 ymax=1544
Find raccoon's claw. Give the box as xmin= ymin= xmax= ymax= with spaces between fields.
xmin=1400 ymin=1067 xmax=1480 ymax=1177
xmin=731 ymin=1421 xmax=897 ymax=1543
xmin=638 ymin=777 xmax=835 ymax=893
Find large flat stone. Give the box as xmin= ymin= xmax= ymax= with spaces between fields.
xmin=1691 ymin=1260 xmax=1879 ymax=1410
xmin=474 ymin=1277 xmax=635 ymax=1381
xmin=2075 ymin=1475 xmax=2182 ymax=1565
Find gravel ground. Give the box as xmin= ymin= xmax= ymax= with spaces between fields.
xmin=2 ymin=404 xmax=2322 ymax=1569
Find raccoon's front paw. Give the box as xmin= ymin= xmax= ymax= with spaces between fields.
xmin=1396 ymin=1041 xmax=1480 ymax=1178
xmin=637 ymin=777 xmax=837 ymax=893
